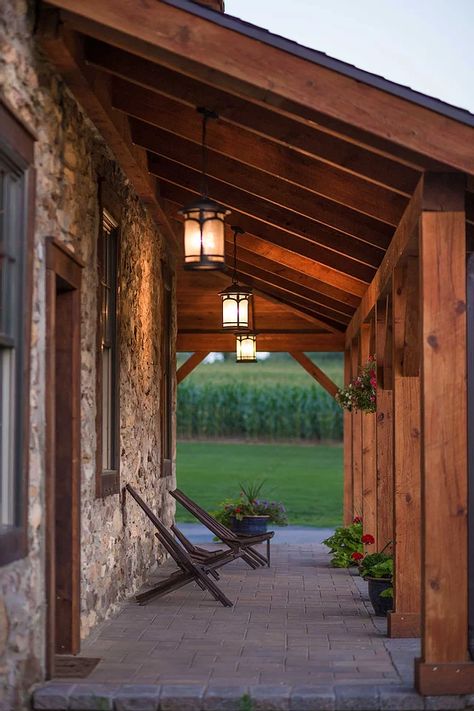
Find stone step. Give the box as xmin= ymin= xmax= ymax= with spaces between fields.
xmin=32 ymin=681 xmax=474 ymax=710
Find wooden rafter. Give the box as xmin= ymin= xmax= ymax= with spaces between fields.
xmin=45 ymin=0 xmax=474 ymax=173
xmin=289 ymin=352 xmax=339 ymax=399
xmin=148 ymin=148 xmax=394 ymax=251
xmin=37 ymin=13 xmax=178 ymax=251
xmin=84 ymin=37 xmax=420 ymax=193
xmin=161 ymin=181 xmax=375 ymax=283
xmin=123 ymin=94 xmax=406 ymax=225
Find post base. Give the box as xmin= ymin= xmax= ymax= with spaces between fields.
xmin=415 ymin=658 xmax=474 ymax=695
xmin=388 ymin=611 xmax=421 ymax=637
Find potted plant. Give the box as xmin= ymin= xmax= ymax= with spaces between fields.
xmin=336 ymin=355 xmax=377 ymax=413
xmin=359 ymin=551 xmax=393 ymax=616
xmin=322 ymin=517 xmax=364 ymax=568
xmin=214 ymin=481 xmax=288 ymax=535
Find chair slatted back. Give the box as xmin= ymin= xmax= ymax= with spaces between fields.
xmin=171 ymin=489 xmax=239 ymax=542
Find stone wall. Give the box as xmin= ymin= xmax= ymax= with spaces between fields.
xmin=0 ymin=1 xmax=176 ymax=708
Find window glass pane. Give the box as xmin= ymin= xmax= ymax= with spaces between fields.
xmin=0 ymin=347 xmax=15 ymax=525
xmin=102 ymin=347 xmax=112 ymax=470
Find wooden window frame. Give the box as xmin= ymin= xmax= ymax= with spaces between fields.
xmin=0 ymin=100 xmax=35 ymax=567
xmin=95 ymin=206 xmax=121 ymax=498
xmin=161 ymin=261 xmax=173 ymax=478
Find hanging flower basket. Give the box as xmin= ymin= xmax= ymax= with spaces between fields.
xmin=336 ymin=356 xmax=377 ymax=413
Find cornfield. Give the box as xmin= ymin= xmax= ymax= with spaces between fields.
xmin=177 ymin=381 xmax=343 ymax=441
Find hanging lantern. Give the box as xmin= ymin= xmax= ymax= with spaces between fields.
xmin=219 ymin=226 xmax=252 ymax=329
xmin=236 ymin=333 xmax=257 ymax=363
xmin=180 ymin=108 xmax=230 ymax=270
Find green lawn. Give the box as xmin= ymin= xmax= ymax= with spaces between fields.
xmin=175 ymin=441 xmax=343 ymax=527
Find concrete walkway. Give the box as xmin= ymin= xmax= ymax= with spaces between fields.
xmin=177 ymin=523 xmax=335 ymax=545
xmin=33 ymin=544 xmax=471 ymax=710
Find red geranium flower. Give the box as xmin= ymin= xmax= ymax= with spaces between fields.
xmin=351 ymin=552 xmax=364 ymax=561
xmin=353 ymin=516 xmax=362 ymax=524
xmin=361 ymin=534 xmax=375 ymax=545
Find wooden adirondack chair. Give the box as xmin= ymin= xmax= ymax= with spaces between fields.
xmin=170 ymin=488 xmax=273 ymax=567
xmin=125 ymin=484 xmax=235 ymax=606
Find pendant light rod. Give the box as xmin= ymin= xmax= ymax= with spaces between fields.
xmin=197 ymin=107 xmax=218 ymax=197
xmin=231 ymin=225 xmax=244 ymax=283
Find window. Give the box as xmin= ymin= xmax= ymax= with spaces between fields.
xmin=0 ymin=100 xmax=35 ymax=566
xmin=96 ymin=209 xmax=120 ymax=497
xmin=161 ymin=263 xmax=173 ymax=477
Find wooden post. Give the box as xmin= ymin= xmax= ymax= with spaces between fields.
xmin=176 ymin=352 xmax=209 ymax=384
xmin=416 ymin=173 xmax=474 ymax=694
xmin=375 ymin=296 xmax=393 ymax=552
xmin=388 ymin=257 xmax=421 ymax=638
xmin=351 ymin=336 xmax=363 ymax=519
xmin=343 ymin=348 xmax=353 ymax=525
xmin=360 ymin=322 xmax=377 ymax=548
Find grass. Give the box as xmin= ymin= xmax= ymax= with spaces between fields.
xmin=175 ymin=440 xmax=343 ymax=528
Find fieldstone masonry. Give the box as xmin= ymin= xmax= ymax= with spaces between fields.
xmin=0 ymin=1 xmax=177 ymax=708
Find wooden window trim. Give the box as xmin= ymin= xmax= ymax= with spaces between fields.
xmin=161 ymin=261 xmax=173 ymax=478
xmin=95 ymin=202 xmax=121 ymax=498
xmin=0 ymin=99 xmax=35 ymax=567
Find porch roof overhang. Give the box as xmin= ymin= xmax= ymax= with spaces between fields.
xmin=40 ymin=0 xmax=474 ymax=352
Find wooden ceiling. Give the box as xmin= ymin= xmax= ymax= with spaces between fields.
xmin=40 ymin=0 xmax=474 ymax=352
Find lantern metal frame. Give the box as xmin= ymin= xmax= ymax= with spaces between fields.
xmin=219 ymin=226 xmax=253 ymax=329
xmin=235 ymin=332 xmax=257 ymax=363
xmin=179 ymin=107 xmax=230 ymax=270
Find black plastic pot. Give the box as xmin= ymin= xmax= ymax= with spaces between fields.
xmin=366 ymin=577 xmax=393 ymax=616
xmin=231 ymin=515 xmax=269 ymax=535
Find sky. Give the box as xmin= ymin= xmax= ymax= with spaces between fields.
xmin=225 ymin=0 xmax=474 ymax=113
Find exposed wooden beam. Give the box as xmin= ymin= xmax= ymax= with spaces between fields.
xmin=177 ymin=332 xmax=345 ymax=352
xmin=146 ymin=144 xmax=392 ymax=249
xmin=47 ymin=0 xmax=474 ymax=173
xmin=360 ymin=322 xmax=377 ymax=550
xmin=289 ymin=351 xmax=339 ymax=398
xmin=37 ymin=13 xmax=178 ymax=251
xmin=176 ymin=351 xmax=209 ymax=383
xmin=84 ymin=37 xmax=420 ymax=194
xmin=345 ymin=178 xmax=422 ymax=345
xmin=123 ymin=93 xmax=406 ymax=225
xmin=162 ymin=182 xmax=375 ymax=284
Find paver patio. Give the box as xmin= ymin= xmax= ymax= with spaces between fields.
xmin=34 ymin=544 xmax=471 ymax=709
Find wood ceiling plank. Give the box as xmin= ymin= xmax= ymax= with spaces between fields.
xmin=84 ymin=37 xmax=420 ymax=194
xmin=47 ymin=0 xmax=474 ymax=174
xmin=160 ymin=181 xmax=377 ymax=283
xmin=118 ymin=84 xmax=408 ymax=225
xmin=146 ymin=143 xmax=392 ymax=249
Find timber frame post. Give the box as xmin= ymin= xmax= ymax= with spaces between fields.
xmin=360 ymin=321 xmax=377 ymax=549
xmin=351 ymin=336 xmax=363 ymax=520
xmin=415 ymin=172 xmax=474 ymax=694
xmin=375 ymin=296 xmax=393 ymax=553
xmin=343 ymin=348 xmax=353 ymax=525
xmin=388 ymin=257 xmax=421 ymax=638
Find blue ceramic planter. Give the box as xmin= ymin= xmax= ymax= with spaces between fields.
xmin=231 ymin=515 xmax=269 ymax=535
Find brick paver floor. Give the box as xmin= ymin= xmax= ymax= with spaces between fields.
xmin=78 ymin=543 xmax=409 ymax=687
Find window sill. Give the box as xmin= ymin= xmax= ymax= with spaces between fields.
xmin=0 ymin=525 xmax=27 ymax=566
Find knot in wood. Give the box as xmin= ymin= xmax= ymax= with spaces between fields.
xmin=427 ymin=334 xmax=438 ymax=350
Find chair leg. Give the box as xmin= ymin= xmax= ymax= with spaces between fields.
xmin=136 ymin=570 xmax=193 ymax=604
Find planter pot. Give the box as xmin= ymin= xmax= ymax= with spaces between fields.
xmin=231 ymin=515 xmax=270 ymax=535
xmin=366 ymin=577 xmax=393 ymax=616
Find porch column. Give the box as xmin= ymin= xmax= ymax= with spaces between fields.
xmin=375 ymin=296 xmax=393 ymax=552
xmin=416 ymin=173 xmax=474 ymax=694
xmin=360 ymin=322 xmax=377 ymax=547
xmin=351 ymin=336 xmax=363 ymax=519
xmin=343 ymin=348 xmax=353 ymax=525
xmin=388 ymin=257 xmax=421 ymax=638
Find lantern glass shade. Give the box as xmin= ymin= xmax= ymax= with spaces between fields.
xmin=219 ymin=284 xmax=252 ymax=329
xmin=236 ymin=333 xmax=257 ymax=363
xmin=180 ymin=199 xmax=230 ymax=270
